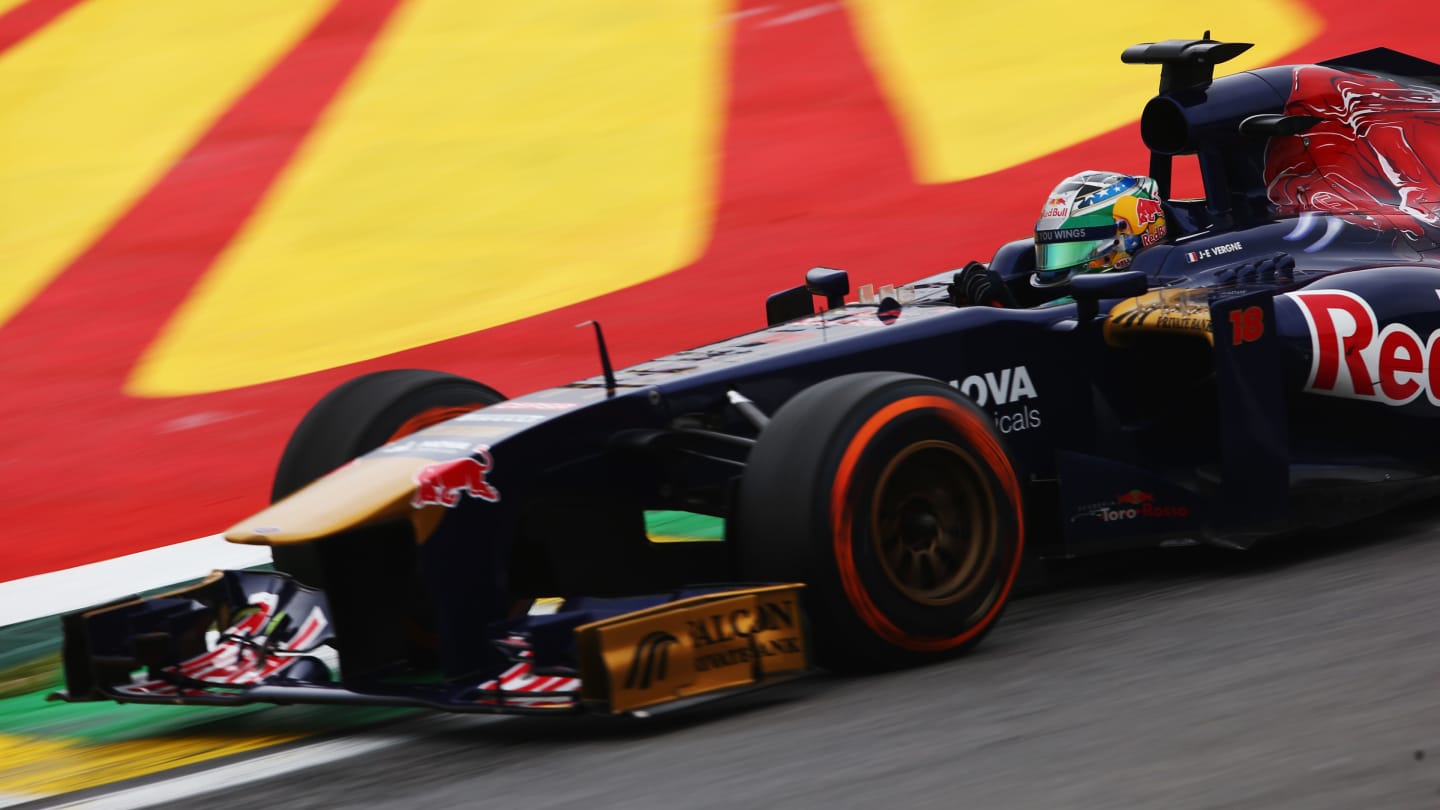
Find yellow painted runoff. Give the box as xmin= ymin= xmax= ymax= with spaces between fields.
xmin=130 ymin=0 xmax=728 ymax=396
xmin=0 ymin=0 xmax=334 ymax=330
xmin=847 ymin=0 xmax=1321 ymax=182
xmin=0 ymin=0 xmax=43 ymax=17
xmin=0 ymin=731 xmax=300 ymax=799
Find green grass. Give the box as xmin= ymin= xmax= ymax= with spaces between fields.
xmin=644 ymin=510 xmax=726 ymax=542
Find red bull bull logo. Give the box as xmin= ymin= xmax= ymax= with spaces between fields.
xmin=1134 ymin=198 xmax=1163 ymax=225
xmin=412 ymin=447 xmax=501 ymax=508
xmin=1116 ymin=489 xmax=1154 ymax=505
xmin=1114 ymin=195 xmax=1167 ymax=248
xmin=1135 ymin=199 xmax=1168 ymax=247
xmin=1040 ymin=196 xmax=1068 ymax=218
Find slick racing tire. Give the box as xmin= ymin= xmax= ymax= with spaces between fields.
xmin=734 ymin=372 xmax=1024 ymax=671
xmin=270 ymin=369 xmax=505 ymax=588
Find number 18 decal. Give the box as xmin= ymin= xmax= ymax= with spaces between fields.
xmin=1229 ymin=306 xmax=1264 ymax=345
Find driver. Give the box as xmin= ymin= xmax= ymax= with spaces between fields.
xmin=1032 ymin=170 xmax=1169 ymax=289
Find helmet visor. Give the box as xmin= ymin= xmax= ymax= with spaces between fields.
xmin=1035 ymin=237 xmax=1113 ymax=273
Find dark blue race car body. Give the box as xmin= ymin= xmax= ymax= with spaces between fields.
xmin=56 ymin=38 xmax=1440 ymax=715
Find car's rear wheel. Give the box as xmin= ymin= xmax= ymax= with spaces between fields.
xmin=270 ymin=369 xmax=505 ymax=588
xmin=733 ymin=372 xmax=1024 ymax=670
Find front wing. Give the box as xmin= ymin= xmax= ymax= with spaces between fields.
xmin=53 ymin=570 xmax=810 ymax=715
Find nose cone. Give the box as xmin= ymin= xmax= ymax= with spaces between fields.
xmin=224 ymin=455 xmax=426 ymax=545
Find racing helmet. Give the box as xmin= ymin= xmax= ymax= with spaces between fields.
xmin=1032 ymin=171 xmax=1168 ymax=288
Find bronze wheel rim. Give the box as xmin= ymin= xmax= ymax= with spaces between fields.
xmin=870 ymin=439 xmax=998 ymax=607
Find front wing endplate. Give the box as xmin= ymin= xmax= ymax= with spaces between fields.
xmin=576 ymin=584 xmax=809 ymax=713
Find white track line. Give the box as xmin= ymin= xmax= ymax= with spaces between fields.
xmin=759 ymin=2 xmax=837 ymax=27
xmin=727 ymin=5 xmax=773 ymax=21
xmin=0 ymin=535 xmax=271 ymax=627
xmin=37 ymin=736 xmax=402 ymax=810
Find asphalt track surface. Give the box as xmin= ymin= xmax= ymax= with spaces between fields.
xmin=73 ymin=506 xmax=1436 ymax=810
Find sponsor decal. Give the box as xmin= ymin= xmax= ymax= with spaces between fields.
xmin=490 ymin=401 xmax=578 ymax=412
xmin=411 ymin=447 xmax=500 ymax=508
xmin=445 ymin=425 xmax=510 ymax=438
xmin=1115 ymin=196 xmax=1167 ymax=249
xmin=456 ymin=411 xmax=547 ymax=424
xmin=954 ymin=365 xmax=1037 ymax=407
xmin=1036 ymin=223 xmax=1119 ymax=244
xmin=1121 ymin=308 xmax=1210 ymax=332
xmin=1038 ymin=227 xmax=1096 ymax=243
xmin=686 ymin=599 xmax=805 ymax=672
xmin=795 ymin=313 xmax=893 ymax=329
xmin=1152 ymin=313 xmax=1207 ymax=330
xmin=578 ymin=586 xmax=807 ymax=713
xmin=1072 ymin=490 xmax=1190 ymax=523
xmin=379 ymin=438 xmax=476 ymax=455
xmin=1131 ymin=198 xmax=1168 ymax=247
xmin=950 ymin=365 xmax=1041 ymax=435
xmin=1287 ymin=289 xmax=1440 ymax=406
xmin=1133 ymin=197 xmax=1164 ymax=225
xmin=625 ymin=631 xmax=679 ymax=690
xmin=1106 ymin=288 xmax=1212 ymax=337
xmin=1185 ymin=241 xmax=1244 ymax=262
xmin=1041 ymin=207 xmax=1068 ymax=218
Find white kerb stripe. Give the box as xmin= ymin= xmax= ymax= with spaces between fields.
xmin=0 ymin=534 xmax=272 ymax=627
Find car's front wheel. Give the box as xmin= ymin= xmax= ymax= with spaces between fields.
xmin=269 ymin=369 xmax=505 ymax=588
xmin=733 ymin=372 xmax=1025 ymax=670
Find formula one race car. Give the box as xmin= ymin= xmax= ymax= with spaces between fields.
xmin=56 ymin=37 xmax=1440 ymax=715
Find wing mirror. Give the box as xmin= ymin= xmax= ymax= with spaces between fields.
xmin=804 ymin=266 xmax=849 ymax=309
xmin=765 ymin=266 xmax=852 ymax=326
